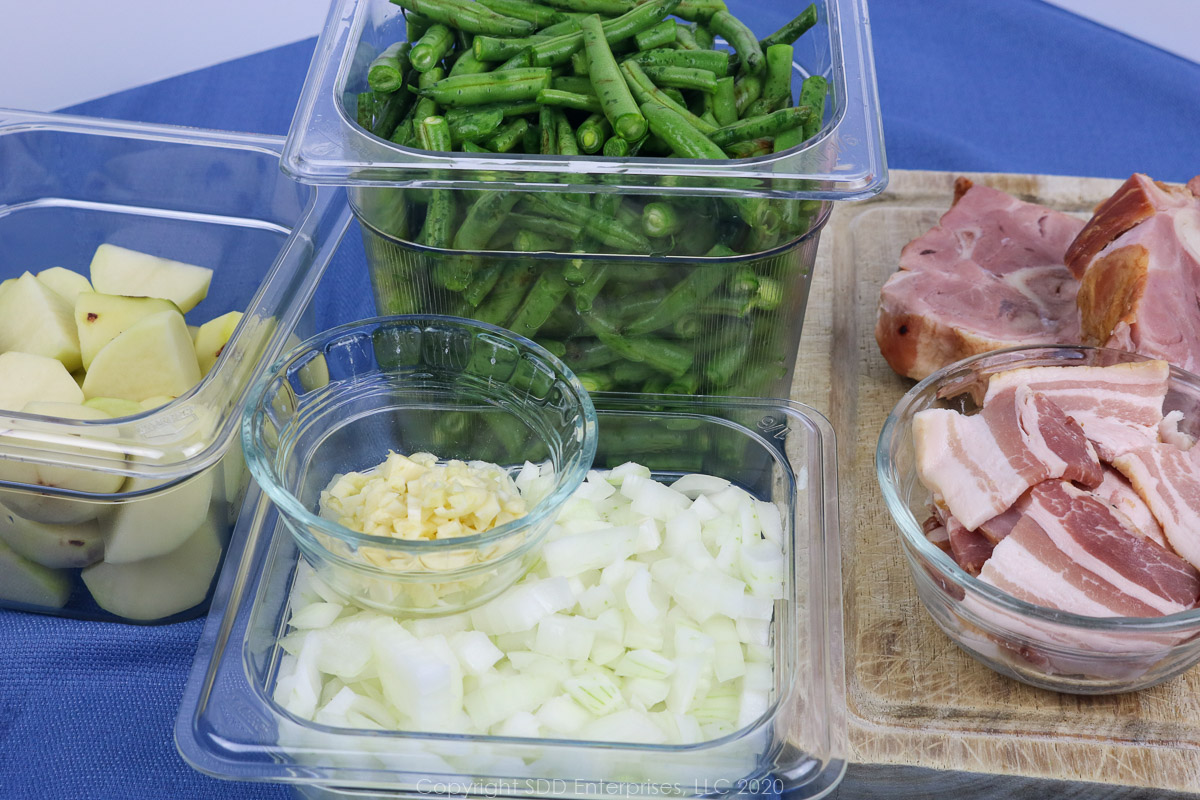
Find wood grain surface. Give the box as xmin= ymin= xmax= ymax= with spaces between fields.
xmin=791 ymin=169 xmax=1200 ymax=795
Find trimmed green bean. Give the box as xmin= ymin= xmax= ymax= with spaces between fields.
xmin=390 ymin=0 xmax=538 ymax=36
xmin=759 ymin=43 xmax=793 ymax=112
xmin=356 ymin=92 xmax=379 ymax=129
xmin=534 ymin=338 xmax=568 ymax=358
xmin=508 ymin=271 xmax=572 ymax=336
xmin=564 ymin=337 xmax=620 ymax=368
xmin=418 ymin=67 xmax=552 ymax=106
xmin=539 ymin=105 xmax=557 ymax=154
xmin=673 ymin=22 xmax=700 ymax=50
xmin=537 ymin=88 xmax=603 ymax=113
xmin=477 ymin=0 xmax=568 ymax=28
xmin=625 ymin=47 xmax=728 ymax=76
xmin=514 ymin=229 xmax=564 ymax=251
xmin=551 ymin=75 xmax=595 ymax=94
xmin=635 ymin=19 xmax=677 ymax=50
xmin=576 ymin=112 xmax=611 ymax=152
xmin=523 ymin=193 xmax=651 ymax=251
xmin=453 ymin=191 xmax=522 ymax=250
xmin=671 ymin=0 xmax=725 ymax=23
xmin=724 ymin=136 xmax=772 ymax=158
xmin=708 ymin=10 xmax=763 ymax=75
xmin=602 ymin=135 xmax=630 ymax=156
xmin=798 ymin=74 xmax=826 ymax=141
xmin=709 ymin=105 xmax=810 ymax=146
xmin=641 ymin=202 xmax=682 ymax=237
xmin=368 ymin=42 xmax=411 ymax=92
xmin=483 ymin=116 xmax=530 ymax=150
xmin=411 ymin=24 xmax=455 ymax=71
xmin=583 ymin=313 xmax=694 ymax=377
xmin=619 ymin=60 xmax=717 ymax=133
xmin=446 ymin=106 xmax=505 ymax=144
xmin=733 ymin=73 xmax=762 ymax=114
xmin=581 ymin=14 xmax=647 ymax=140
xmin=640 ymin=65 xmax=717 ymax=93
xmin=371 ymin=89 xmax=415 ymax=140
xmin=528 ymin=0 xmax=680 ymax=67
xmin=406 ymin=11 xmax=434 ymax=41
xmin=693 ymin=22 xmax=714 ymax=49
xmin=448 ymin=47 xmax=491 ymax=76
xmin=577 ymin=371 xmax=615 ymax=393
xmin=509 ymin=212 xmax=582 ymax=240
xmin=475 ymin=265 xmax=537 ymax=325
xmin=626 ymin=264 xmax=724 ymax=334
xmin=541 ymin=0 xmax=633 ymax=14
xmin=570 ymin=49 xmax=590 ymax=75
xmin=712 ymin=75 xmax=737 ymax=125
xmin=760 ymin=3 xmax=817 ymax=49
xmin=555 ymin=109 xmax=581 ymax=154
xmin=463 ymin=263 xmax=504 ymax=306
xmin=473 ymin=35 xmax=538 ymax=62
xmin=639 ymin=99 xmax=724 ymax=159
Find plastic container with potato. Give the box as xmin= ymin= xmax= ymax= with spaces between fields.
xmin=0 ymin=110 xmax=351 ymax=623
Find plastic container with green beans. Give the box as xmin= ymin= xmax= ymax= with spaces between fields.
xmin=281 ymin=0 xmax=886 ymax=398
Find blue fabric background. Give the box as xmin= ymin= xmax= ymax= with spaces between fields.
xmin=1 ymin=1 xmax=1197 ymax=798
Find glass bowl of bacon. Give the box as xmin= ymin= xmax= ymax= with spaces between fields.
xmin=877 ymin=345 xmax=1200 ymax=694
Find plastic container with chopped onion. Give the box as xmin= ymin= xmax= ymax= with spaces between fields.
xmin=179 ymin=391 xmax=846 ymax=799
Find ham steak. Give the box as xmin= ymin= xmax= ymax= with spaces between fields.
xmin=876 ymin=178 xmax=1085 ymax=380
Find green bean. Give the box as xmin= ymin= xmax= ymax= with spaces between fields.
xmin=473 ymin=35 xmax=537 ymax=62
xmin=577 ymin=371 xmax=615 ymax=393
xmin=539 ymin=105 xmax=558 ymax=154
xmin=625 ymin=48 xmax=728 ymax=76
xmin=581 ymin=14 xmax=647 ymax=140
xmin=390 ymin=0 xmax=537 ymax=36
xmin=555 ymin=109 xmax=581 ymax=154
xmin=758 ymin=44 xmax=793 ymax=112
xmin=475 ymin=265 xmax=537 ymax=325
xmin=570 ymin=49 xmax=590 ymax=75
xmin=626 ymin=264 xmax=724 ymax=334
xmin=798 ymin=74 xmax=826 ymax=141
xmin=564 ymin=337 xmax=620 ymax=369
xmin=509 ymin=212 xmax=582 ymax=240
xmin=773 ymin=121 xmax=804 ymax=153
xmin=537 ymin=88 xmax=603 ymax=113
xmin=448 ymin=47 xmax=491 ymax=76
xmin=484 ymin=117 xmax=530 ymax=150
xmin=539 ymin=17 xmax=584 ymax=37
xmin=641 ymin=202 xmax=682 ymax=237
xmin=635 ymin=20 xmax=677 ymax=50
xmin=671 ymin=0 xmax=725 ymax=23
xmin=463 ymin=263 xmax=504 ymax=306
xmin=447 ymin=100 xmax=540 ymax=123
xmin=453 ymin=191 xmax=522 ymax=250
xmin=582 ymin=312 xmax=693 ymax=377
xmin=495 ymin=50 xmax=535 ymax=70
xmin=534 ymin=338 xmax=568 ymax=358
xmin=514 ymin=229 xmax=564 ymax=251
xmin=523 ymin=193 xmax=651 ymax=252
xmin=368 ymin=42 xmax=411 ymax=92
xmin=620 ymin=60 xmax=717 ymax=134
xmin=419 ymin=67 xmax=552 ymax=106
xmin=356 ymin=92 xmax=379 ymax=130
xmin=371 ymin=89 xmax=415 ymax=140
xmin=639 ymin=65 xmax=717 ymax=93
xmin=709 ymin=105 xmax=809 ymax=146
xmin=705 ymin=328 xmax=751 ymax=387
xmin=550 ymin=75 xmax=594 ymax=94
xmin=710 ymin=75 xmax=737 ymax=126
xmin=508 ymin=271 xmax=572 ymax=336
xmin=529 ymin=0 xmax=680 ymax=67
xmin=724 ymin=137 xmax=772 ymax=158
xmin=733 ymin=73 xmax=762 ymax=114
xmin=477 ymin=0 xmax=568 ymax=28
xmin=541 ymin=0 xmax=632 ymax=14
xmin=446 ymin=106 xmax=505 ymax=144
xmin=673 ymin=22 xmax=700 ymax=50
xmin=613 ymin=360 xmax=657 ymax=385
xmin=602 ymin=135 xmax=630 ymax=156
xmin=411 ymin=24 xmax=455 ymax=71
xmin=708 ymin=10 xmax=762 ymax=75
xmin=406 ymin=11 xmax=434 ymax=41
xmin=571 ymin=264 xmax=611 ymax=311
xmin=576 ymin=112 xmax=611 ymax=152
xmin=390 ymin=118 xmax=415 ymax=146
xmin=761 ymin=3 xmax=817 ymax=49
xmin=663 ymin=372 xmax=701 ymax=395
xmin=639 ymin=99 xmax=723 ymax=159
xmin=693 ymin=23 xmax=714 ymax=49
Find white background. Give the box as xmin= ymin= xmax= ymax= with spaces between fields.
xmin=0 ymin=0 xmax=1196 ymax=112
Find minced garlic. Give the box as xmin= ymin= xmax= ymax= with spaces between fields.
xmin=319 ymin=451 xmax=528 ymax=545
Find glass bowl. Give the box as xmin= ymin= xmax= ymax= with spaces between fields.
xmin=243 ymin=315 xmax=597 ymax=616
xmin=877 ymin=345 xmax=1200 ymax=694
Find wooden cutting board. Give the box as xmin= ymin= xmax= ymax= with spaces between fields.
xmin=791 ymin=169 xmax=1200 ymax=792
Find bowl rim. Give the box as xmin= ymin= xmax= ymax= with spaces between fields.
xmin=242 ymin=314 xmax=598 ymax=556
xmin=877 ymin=343 xmax=1200 ymax=634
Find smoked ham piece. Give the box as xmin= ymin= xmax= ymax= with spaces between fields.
xmin=1067 ymin=174 xmax=1200 ymax=372
xmin=983 ymin=359 xmax=1169 ymax=461
xmin=876 ymin=179 xmax=1085 ymax=380
xmin=914 ymin=385 xmax=1100 ymax=529
xmin=979 ymin=481 xmax=1200 ymax=618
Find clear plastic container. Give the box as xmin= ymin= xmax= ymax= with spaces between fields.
xmin=176 ymin=393 xmax=846 ymax=798
xmin=280 ymin=0 xmax=884 ymax=398
xmin=243 ymin=315 xmax=598 ymax=615
xmin=878 ymin=346 xmax=1200 ymax=694
xmin=0 ymin=109 xmax=353 ymax=623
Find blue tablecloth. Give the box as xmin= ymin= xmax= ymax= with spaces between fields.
xmin=2 ymin=2 xmax=1198 ymax=798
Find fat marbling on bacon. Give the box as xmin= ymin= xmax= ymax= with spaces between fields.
xmin=876 ymin=178 xmax=1085 ymax=381
xmin=1069 ymin=175 xmax=1200 ymax=373
xmin=1113 ymin=443 xmax=1200 ymax=571
xmin=914 ymin=384 xmax=1100 ymax=530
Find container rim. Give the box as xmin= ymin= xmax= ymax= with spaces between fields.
xmin=280 ymin=0 xmax=887 ymax=199
xmin=877 ymin=344 xmax=1200 ymax=634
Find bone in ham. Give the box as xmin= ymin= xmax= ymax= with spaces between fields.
xmin=1066 ymin=174 xmax=1200 ymax=373
xmin=914 ymin=384 xmax=1101 ymax=529
xmin=979 ymin=481 xmax=1200 ymax=618
xmin=876 ymin=179 xmax=1085 ymax=381
xmin=1113 ymin=443 xmax=1200 ymax=571
xmin=1092 ymin=468 xmax=1168 ymax=549
xmin=983 ymin=359 xmax=1169 ymax=461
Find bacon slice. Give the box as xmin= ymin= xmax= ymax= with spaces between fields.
xmin=977 ymin=502 xmax=1025 ymax=544
xmin=876 ymin=182 xmax=1084 ymax=381
xmin=1113 ymin=443 xmax=1200 ymax=570
xmin=984 ymin=359 xmax=1169 ymax=460
xmin=1093 ymin=468 xmax=1168 ymax=549
xmin=914 ymin=386 xmax=1101 ymax=529
xmin=945 ymin=515 xmax=994 ymax=576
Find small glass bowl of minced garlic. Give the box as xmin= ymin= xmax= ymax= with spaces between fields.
xmin=243 ymin=315 xmax=597 ymax=615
